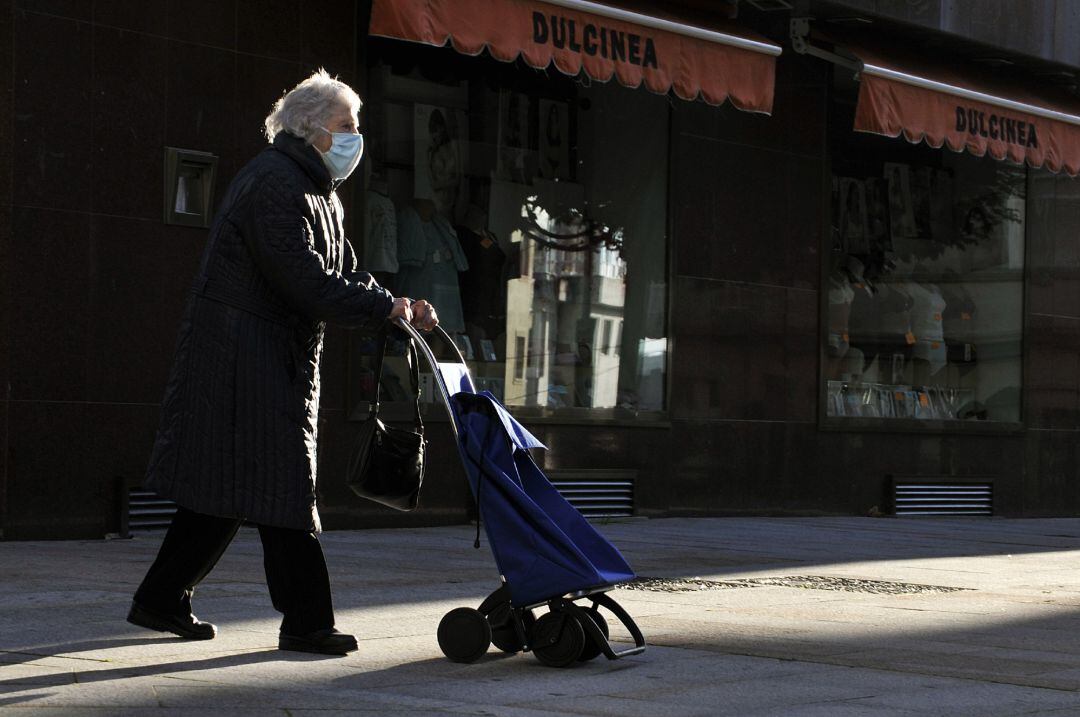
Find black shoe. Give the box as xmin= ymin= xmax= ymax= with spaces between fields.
xmin=278 ymin=628 xmax=358 ymax=655
xmin=127 ymin=601 xmax=217 ymax=640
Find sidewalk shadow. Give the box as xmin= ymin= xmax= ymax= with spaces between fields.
xmin=0 ymin=695 xmax=55 ymax=708
xmin=328 ymin=649 xmax=632 ymax=692
xmin=0 ymin=637 xmax=178 ymax=667
xmin=0 ymin=646 xmax=331 ymax=692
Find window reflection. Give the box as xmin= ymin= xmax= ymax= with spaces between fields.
xmin=501 ymin=191 xmax=627 ymax=408
xmin=350 ymin=40 xmax=669 ymax=419
xmin=826 ymin=154 xmax=1025 ymax=422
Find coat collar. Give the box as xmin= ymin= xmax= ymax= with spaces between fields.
xmin=272 ymin=132 xmax=336 ymax=195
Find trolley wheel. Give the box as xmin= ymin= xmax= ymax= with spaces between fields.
xmin=438 ymin=607 xmax=491 ymax=663
xmin=531 ymin=609 xmax=585 ymax=668
xmin=488 ymin=602 xmax=535 ymax=654
xmin=576 ymin=607 xmax=611 ymax=662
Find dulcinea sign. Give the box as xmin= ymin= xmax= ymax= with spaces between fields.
xmin=531 ymin=11 xmax=659 ymax=69
xmin=369 ymin=0 xmax=779 ymax=113
xmin=955 ymin=106 xmax=1039 ymax=149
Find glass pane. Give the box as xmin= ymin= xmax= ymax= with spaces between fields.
xmin=352 ymin=40 xmax=669 ymax=416
xmin=825 ymin=153 xmax=1025 ymax=422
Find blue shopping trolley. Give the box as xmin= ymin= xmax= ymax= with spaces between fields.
xmin=394 ymin=318 xmax=646 ymax=667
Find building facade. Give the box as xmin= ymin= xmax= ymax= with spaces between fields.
xmin=1 ymin=0 xmax=1079 ymax=539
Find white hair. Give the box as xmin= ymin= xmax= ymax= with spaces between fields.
xmin=263 ymin=68 xmax=362 ymax=144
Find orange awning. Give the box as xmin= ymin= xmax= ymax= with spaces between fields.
xmin=369 ymin=0 xmax=781 ymax=114
xmin=842 ymin=35 xmax=1080 ymax=176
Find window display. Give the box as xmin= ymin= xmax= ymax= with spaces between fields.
xmin=826 ymin=147 xmax=1025 ymax=423
xmin=350 ymin=39 xmax=669 ymax=418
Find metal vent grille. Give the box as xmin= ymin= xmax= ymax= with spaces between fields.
xmin=893 ymin=481 xmax=993 ymax=516
xmin=128 ymin=488 xmax=177 ymax=531
xmin=549 ymin=470 xmax=635 ymax=519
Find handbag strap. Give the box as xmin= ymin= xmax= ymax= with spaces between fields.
xmin=370 ymin=325 xmax=424 ymax=434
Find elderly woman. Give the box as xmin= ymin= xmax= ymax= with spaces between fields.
xmin=127 ymin=70 xmax=436 ymax=656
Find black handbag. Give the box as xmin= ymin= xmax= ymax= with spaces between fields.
xmin=346 ymin=326 xmax=427 ymax=511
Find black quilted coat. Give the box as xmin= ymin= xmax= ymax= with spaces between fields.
xmin=144 ymin=132 xmax=394 ymax=531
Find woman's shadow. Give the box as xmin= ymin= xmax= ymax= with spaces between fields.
xmin=0 ymin=635 xmax=338 ymax=694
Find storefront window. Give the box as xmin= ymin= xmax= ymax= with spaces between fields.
xmin=350 ymin=39 xmax=669 ymax=419
xmin=826 ymin=147 xmax=1026 ymax=423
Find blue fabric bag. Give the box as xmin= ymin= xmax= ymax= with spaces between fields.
xmin=450 ymin=391 xmax=636 ymax=607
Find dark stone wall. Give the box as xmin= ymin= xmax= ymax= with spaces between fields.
xmin=3 ymin=0 xmax=360 ymax=539
xmin=1024 ymin=171 xmax=1080 ymax=514
xmin=663 ymin=51 xmax=829 ymax=515
xmin=0 ymin=1 xmax=12 ymax=538
xmin=827 ymin=0 xmax=1080 ymax=68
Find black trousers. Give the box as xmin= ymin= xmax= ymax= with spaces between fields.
xmin=133 ymin=507 xmax=335 ymax=636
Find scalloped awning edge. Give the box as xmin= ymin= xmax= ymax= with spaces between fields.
xmin=370 ymin=0 xmax=778 ymax=115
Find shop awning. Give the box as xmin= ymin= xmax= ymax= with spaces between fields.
xmin=841 ymin=34 xmax=1080 ymax=175
xmin=369 ymin=0 xmax=781 ymax=114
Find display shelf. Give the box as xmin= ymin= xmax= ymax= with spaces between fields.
xmin=826 ymin=380 xmax=975 ymax=420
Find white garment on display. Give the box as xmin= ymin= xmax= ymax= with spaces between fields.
xmin=876 ymin=283 xmax=914 ymax=338
xmin=396 ymin=203 xmax=469 ymax=333
xmin=828 ymin=273 xmax=856 ymax=356
xmin=363 ymin=190 xmax=398 ymax=273
xmin=907 ymin=281 xmax=948 ymax=375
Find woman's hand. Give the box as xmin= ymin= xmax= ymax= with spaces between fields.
xmin=389 ymin=297 xmax=413 ymax=324
xmin=411 ymin=300 xmax=438 ymax=331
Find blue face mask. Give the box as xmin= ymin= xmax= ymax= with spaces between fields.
xmin=318 ymin=128 xmax=364 ymax=181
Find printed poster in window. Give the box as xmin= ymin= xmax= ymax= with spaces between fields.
xmin=928 ymin=168 xmax=954 ymax=242
xmin=538 ymin=99 xmax=569 ymax=181
xmin=830 ymin=176 xmax=842 ymax=252
xmin=497 ymin=91 xmax=530 ymax=184
xmin=838 ymin=177 xmax=868 ymax=254
xmin=953 ymin=166 xmax=1024 ymax=269
xmin=909 ymin=166 xmax=933 ymax=238
xmin=885 ymin=162 xmax=918 ymax=241
xmin=864 ymin=177 xmax=891 ymax=252
xmin=413 ymin=103 xmax=467 ymax=221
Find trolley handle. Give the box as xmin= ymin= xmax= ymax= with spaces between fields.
xmin=392 ymin=317 xmax=467 ymax=366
